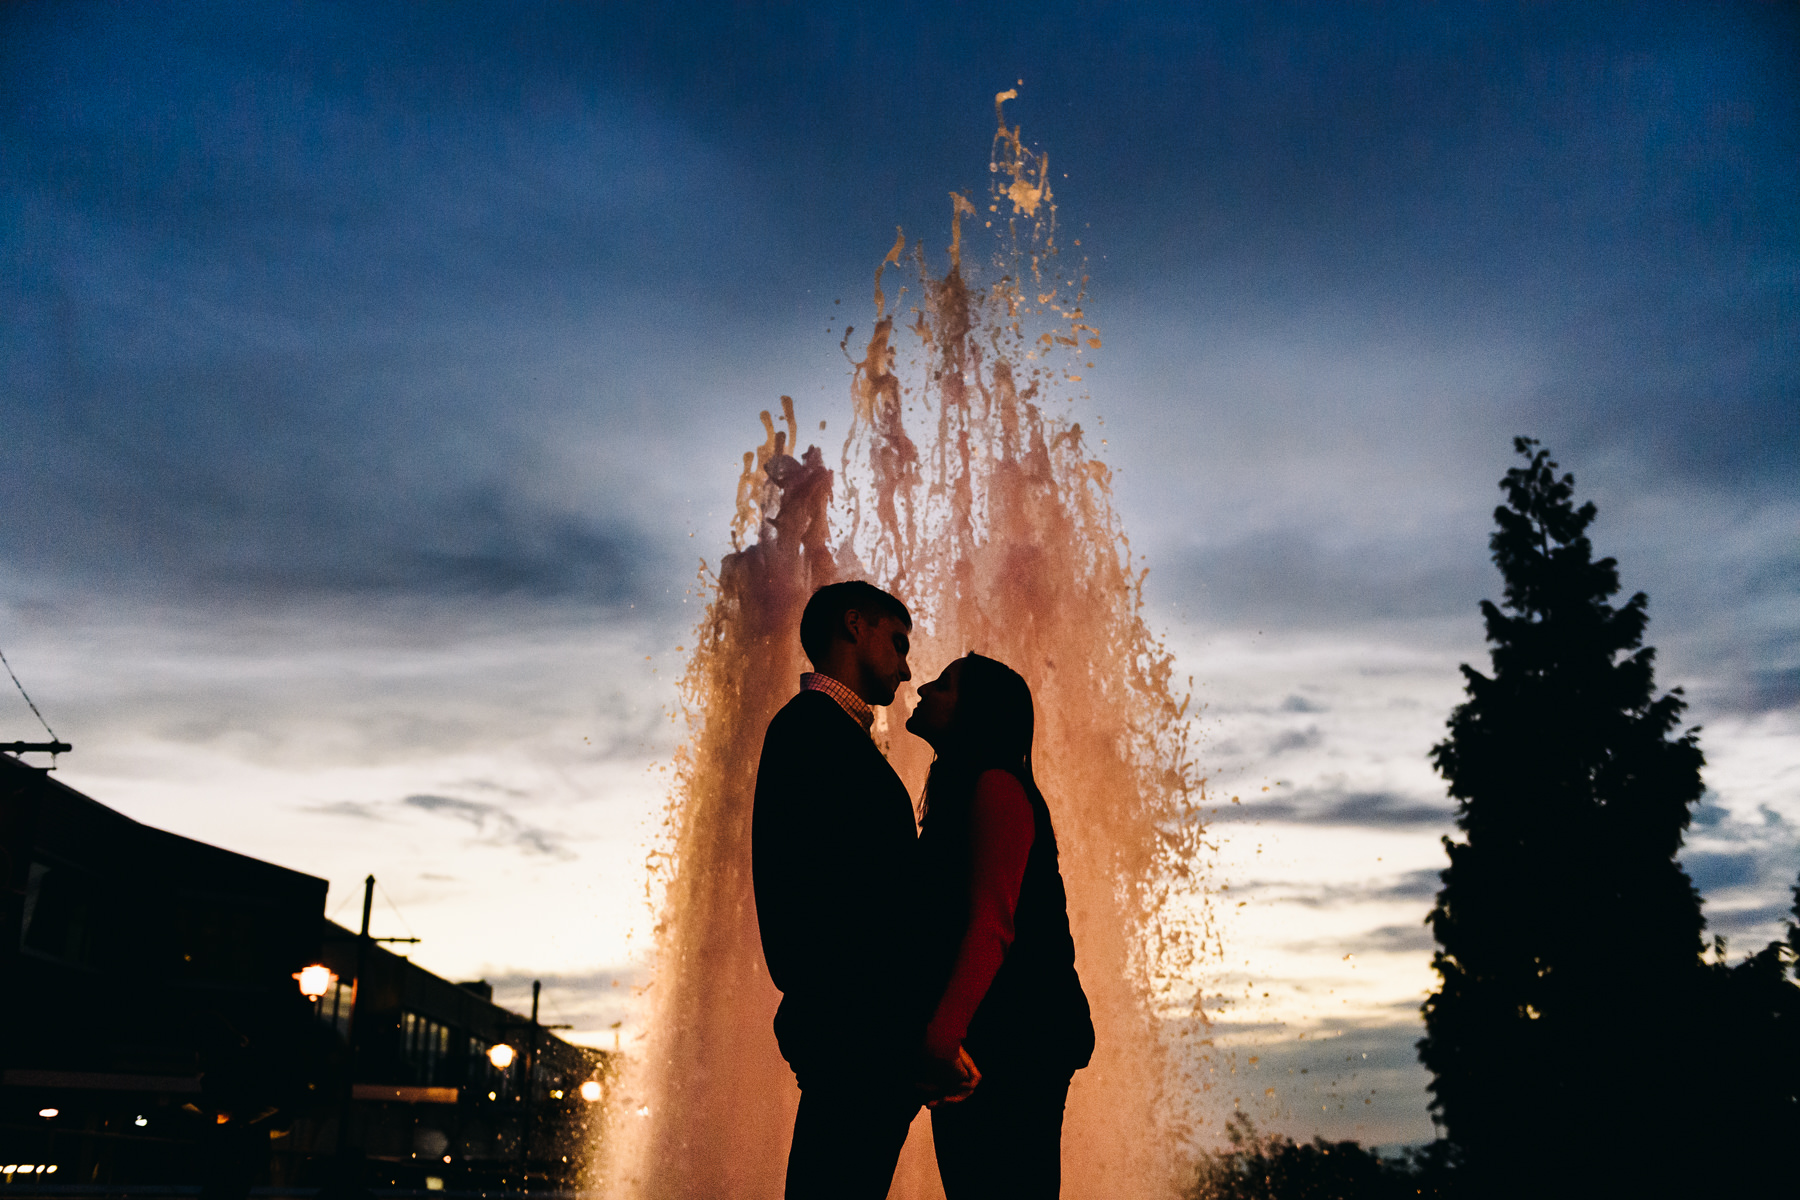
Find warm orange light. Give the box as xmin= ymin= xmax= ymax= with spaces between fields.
xmin=487 ymin=1043 xmax=515 ymax=1069
xmin=578 ymin=1080 xmax=603 ymax=1101
xmin=294 ymin=964 xmax=336 ymax=1000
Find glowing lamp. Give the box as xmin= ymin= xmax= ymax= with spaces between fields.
xmin=487 ymin=1043 xmax=515 ymax=1069
xmin=579 ymin=1080 xmax=603 ymax=1102
xmin=294 ymin=964 xmax=336 ymax=1000
xmin=37 ymin=1109 xmax=58 ymax=1119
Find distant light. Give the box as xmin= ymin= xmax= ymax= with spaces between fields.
xmin=294 ymin=964 xmax=336 ymax=1000
xmin=442 ymin=1155 xmax=452 ymax=1164
xmin=487 ymin=1091 xmax=498 ymax=1101
xmin=134 ymin=1115 xmax=148 ymax=1127
xmin=47 ymin=1166 xmax=58 ymax=1175
xmin=579 ymin=1080 xmax=603 ymax=1102
xmin=487 ymin=1043 xmax=515 ymax=1069
xmin=636 ymin=1105 xmax=650 ymax=1118
xmin=37 ymin=1108 xmax=58 ymax=1118
xmin=424 ymin=1178 xmax=444 ymax=1192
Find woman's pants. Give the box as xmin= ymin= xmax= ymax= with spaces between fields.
xmin=931 ymin=1068 xmax=1073 ymax=1199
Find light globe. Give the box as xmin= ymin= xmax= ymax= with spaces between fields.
xmin=293 ymin=964 xmax=335 ymax=1000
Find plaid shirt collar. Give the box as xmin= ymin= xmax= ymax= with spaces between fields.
xmin=800 ymin=672 xmax=875 ymax=732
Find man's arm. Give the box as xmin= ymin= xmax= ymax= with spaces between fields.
xmin=752 ymin=704 xmax=892 ymax=997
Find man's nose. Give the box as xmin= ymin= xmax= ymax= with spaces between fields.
xmin=898 ymin=659 xmax=912 ymax=682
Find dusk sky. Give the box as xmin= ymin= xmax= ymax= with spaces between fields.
xmin=3 ymin=1 xmax=1795 ymax=1149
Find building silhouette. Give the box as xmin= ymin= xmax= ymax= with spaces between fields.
xmin=0 ymin=752 xmax=611 ymax=1189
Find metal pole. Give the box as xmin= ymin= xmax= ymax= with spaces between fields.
xmin=330 ymin=876 xmax=376 ymax=1189
xmin=519 ymin=980 xmax=541 ymax=1178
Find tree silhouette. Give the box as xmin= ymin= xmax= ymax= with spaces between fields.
xmin=1420 ymin=439 xmax=1709 ymax=1196
xmin=1698 ymin=871 xmax=1800 ymax=1187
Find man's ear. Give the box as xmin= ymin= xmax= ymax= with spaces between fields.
xmin=839 ymin=607 xmax=870 ymax=645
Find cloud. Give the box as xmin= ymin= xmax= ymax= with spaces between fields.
xmin=1241 ymin=868 xmax=1442 ymax=911
xmin=1189 ymin=1017 xmax=1442 ymax=1147
xmin=476 ymin=966 xmax=646 ymax=1041
xmin=1213 ymin=788 xmax=1456 ymax=830
xmin=304 ymin=794 xmax=577 ymax=862
xmin=451 ymin=778 xmax=532 ymax=799
xmin=1682 ymin=850 xmax=1761 ymax=893
xmin=303 ymin=799 xmax=386 ymax=821
xmin=1705 ymin=903 xmax=1794 ymax=939
xmin=1718 ymin=666 xmax=1800 ymax=716
xmin=1682 ymin=804 xmax=1797 ymax=906
xmin=1162 ymin=529 xmax=1492 ymax=632
xmin=1267 ymin=725 xmax=1324 ymax=756
xmin=403 ymin=793 xmax=573 ymax=859
xmin=1281 ymin=923 xmax=1438 ymax=957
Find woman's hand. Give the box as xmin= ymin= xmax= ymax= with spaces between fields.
xmin=918 ymin=1045 xmax=981 ymax=1108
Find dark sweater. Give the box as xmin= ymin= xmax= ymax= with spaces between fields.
xmin=752 ymin=689 xmax=924 ymax=1082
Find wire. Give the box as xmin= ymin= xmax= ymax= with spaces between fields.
xmin=326 ymin=889 xmax=358 ymax=924
xmin=375 ymin=876 xmax=420 ymax=940
xmin=0 ymin=646 xmax=58 ymax=741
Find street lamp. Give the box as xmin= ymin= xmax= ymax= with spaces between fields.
xmin=487 ymin=1043 xmax=516 ymax=1070
xmin=294 ymin=964 xmax=336 ymax=1000
xmin=578 ymin=1080 xmax=602 ymax=1102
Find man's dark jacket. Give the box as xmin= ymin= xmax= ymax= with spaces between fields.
xmin=752 ymin=688 xmax=922 ymax=1084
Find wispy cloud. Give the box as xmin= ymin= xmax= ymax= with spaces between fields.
xmin=1240 ymin=868 xmax=1442 ymax=911
xmin=1284 ymin=922 xmax=1437 ymax=957
xmin=403 ymin=793 xmax=573 ymax=859
xmin=1214 ymin=788 xmax=1456 ymax=830
xmin=476 ymin=966 xmax=646 ymax=1044
xmin=1267 ymin=725 xmax=1324 ymax=756
xmin=302 ymin=791 xmax=576 ymax=859
xmin=304 ymin=799 xmax=386 ymax=820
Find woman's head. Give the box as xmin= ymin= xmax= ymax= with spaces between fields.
xmin=907 ymin=653 xmax=1035 ymax=773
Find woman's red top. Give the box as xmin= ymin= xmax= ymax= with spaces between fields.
xmin=923 ymin=768 xmax=1036 ymax=1062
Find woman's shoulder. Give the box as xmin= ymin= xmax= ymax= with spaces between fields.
xmin=973 ymin=768 xmax=1028 ymax=803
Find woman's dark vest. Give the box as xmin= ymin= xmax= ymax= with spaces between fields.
xmin=920 ymin=769 xmax=1095 ymax=1076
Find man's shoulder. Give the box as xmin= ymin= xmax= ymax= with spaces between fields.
xmin=768 ymin=688 xmax=855 ymax=737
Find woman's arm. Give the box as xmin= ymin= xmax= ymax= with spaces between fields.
xmin=923 ymin=768 xmax=1035 ymax=1062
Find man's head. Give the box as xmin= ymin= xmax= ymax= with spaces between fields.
xmin=799 ymin=581 xmax=913 ymax=706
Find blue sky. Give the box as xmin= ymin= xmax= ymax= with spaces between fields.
xmin=3 ymin=0 xmax=1795 ymax=1150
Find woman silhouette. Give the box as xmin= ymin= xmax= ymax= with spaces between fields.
xmin=907 ymin=653 xmax=1095 ymax=1198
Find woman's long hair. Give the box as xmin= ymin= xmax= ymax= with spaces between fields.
xmin=921 ymin=653 xmax=1047 ymax=823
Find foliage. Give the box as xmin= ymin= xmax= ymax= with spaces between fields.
xmin=1695 ymin=877 xmax=1800 ymax=1171
xmin=1187 ymin=1111 xmax=1461 ymax=1200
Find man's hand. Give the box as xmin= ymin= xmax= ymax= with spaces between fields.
xmin=917 ymin=1045 xmax=981 ymax=1108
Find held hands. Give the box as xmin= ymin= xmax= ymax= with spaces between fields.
xmin=917 ymin=1044 xmax=981 ymax=1108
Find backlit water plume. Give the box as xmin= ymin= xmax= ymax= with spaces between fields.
xmin=599 ymin=95 xmax=1217 ymax=1198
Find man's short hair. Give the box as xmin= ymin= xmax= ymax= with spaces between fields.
xmin=799 ymin=581 xmax=911 ymax=667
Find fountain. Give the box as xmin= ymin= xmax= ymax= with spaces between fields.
xmin=599 ymin=92 xmax=1215 ymax=1198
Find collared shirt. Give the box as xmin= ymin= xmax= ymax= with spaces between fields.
xmin=800 ymin=672 xmax=874 ymax=732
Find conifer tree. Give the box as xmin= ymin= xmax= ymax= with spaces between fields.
xmin=1419 ymin=439 xmax=1707 ymax=1195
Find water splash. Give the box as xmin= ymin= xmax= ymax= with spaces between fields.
xmin=600 ymin=92 xmax=1216 ymax=1199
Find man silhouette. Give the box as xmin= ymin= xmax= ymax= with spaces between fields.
xmin=752 ymin=581 xmax=971 ymax=1199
